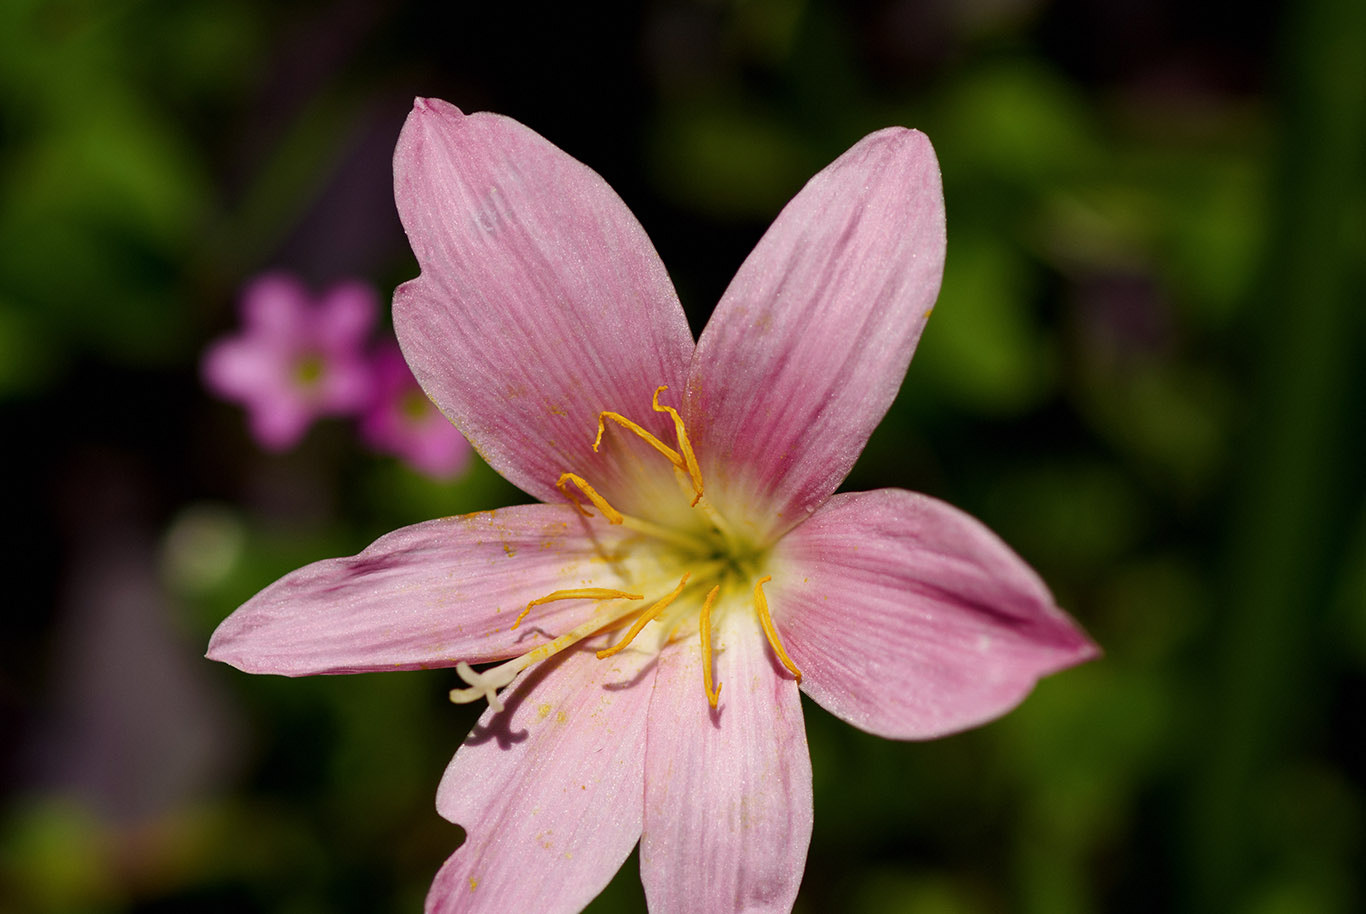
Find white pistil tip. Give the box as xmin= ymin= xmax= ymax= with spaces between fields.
xmin=450 ymin=661 xmax=511 ymax=713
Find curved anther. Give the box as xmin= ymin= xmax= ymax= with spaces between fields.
xmin=699 ymin=585 xmax=723 ymax=708
xmin=513 ymin=587 xmax=643 ymax=630
xmin=753 ymin=576 xmax=802 ymax=682
xmin=556 ymin=472 xmax=624 ymax=524
xmin=651 ymin=386 xmax=704 ymax=505
xmin=596 ymin=574 xmax=691 ymax=659
xmin=593 ymin=411 xmax=682 ymax=466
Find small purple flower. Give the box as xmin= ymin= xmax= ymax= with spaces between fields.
xmin=359 ymin=341 xmax=472 ymax=478
xmin=202 ymin=274 xmax=377 ymax=450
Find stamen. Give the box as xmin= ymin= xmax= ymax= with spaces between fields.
xmin=651 ymin=386 xmax=704 ymax=505
xmin=699 ymin=584 xmax=722 ymax=708
xmin=512 ymin=587 xmax=643 ymax=630
xmin=593 ymin=411 xmax=682 ymax=467
xmin=556 ymin=473 xmax=624 ymax=524
xmin=752 ymin=576 xmax=802 ymax=682
xmin=596 ymin=574 xmax=690 ymax=659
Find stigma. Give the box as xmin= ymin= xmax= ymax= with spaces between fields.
xmin=449 ymin=386 xmax=801 ymax=714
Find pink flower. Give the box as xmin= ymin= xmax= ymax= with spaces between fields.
xmin=202 ymin=274 xmax=377 ymax=450
xmin=208 ymin=99 xmax=1098 ymax=914
xmin=359 ymin=340 xmax=472 ymax=479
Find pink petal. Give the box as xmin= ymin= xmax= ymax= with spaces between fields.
xmin=641 ymin=610 xmax=812 ymax=914
xmin=245 ymin=396 xmax=313 ymax=451
xmin=403 ymin=420 xmax=472 ymax=478
xmin=201 ymin=337 xmax=279 ymax=400
xmin=314 ymin=352 xmax=374 ymax=415
xmin=240 ymin=272 xmax=310 ymax=337
xmin=206 ymin=505 xmax=639 ymax=675
xmin=428 ymin=640 xmax=654 ymax=914
xmin=770 ymin=489 xmax=1098 ymax=740
xmin=393 ymin=99 xmax=695 ymax=514
xmin=316 ymin=280 xmax=379 ymax=349
xmin=685 ymin=128 xmax=946 ymax=541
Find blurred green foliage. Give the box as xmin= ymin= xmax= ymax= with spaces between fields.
xmin=3 ymin=1 xmax=1363 ymax=913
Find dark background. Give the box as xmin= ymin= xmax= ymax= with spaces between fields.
xmin=2 ymin=0 xmax=1363 ymax=911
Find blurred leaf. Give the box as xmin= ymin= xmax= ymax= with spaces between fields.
xmin=1240 ymin=763 xmax=1363 ymax=914
xmin=852 ymin=869 xmax=993 ymax=914
xmin=983 ymin=461 xmax=1150 ymax=574
xmin=1328 ymin=504 xmax=1366 ymax=667
xmin=1076 ymin=360 xmax=1234 ymax=499
xmin=357 ymin=453 xmax=521 ymax=533
xmin=211 ymin=90 xmax=369 ymax=273
xmin=1098 ymin=555 xmax=1207 ymax=665
xmin=132 ymin=0 xmax=266 ymax=100
xmin=648 ymin=101 xmax=815 ymax=219
xmin=1152 ymin=153 xmax=1267 ymax=327
xmin=728 ymin=0 xmax=807 ymax=65
xmin=934 ymin=60 xmax=1099 ymax=188
xmin=916 ymin=233 xmax=1056 ymax=414
xmin=0 ymin=798 xmax=117 ymax=913
xmin=0 ymin=302 xmax=62 ymax=396
xmin=0 ymin=0 xmax=212 ymax=367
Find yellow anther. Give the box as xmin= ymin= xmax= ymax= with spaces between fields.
xmin=556 ymin=473 xmax=624 ymax=524
xmin=699 ymin=585 xmax=722 ymax=708
xmin=512 ymin=587 xmax=643 ymax=630
xmin=596 ymin=574 xmax=691 ymax=659
xmin=593 ymin=411 xmax=683 ymax=467
xmin=651 ymin=386 xmax=704 ymax=505
xmin=753 ymin=576 xmax=802 ymax=682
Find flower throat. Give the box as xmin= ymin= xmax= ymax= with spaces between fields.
xmin=448 ymin=386 xmax=801 ymax=713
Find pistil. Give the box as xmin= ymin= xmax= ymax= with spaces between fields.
xmin=449 ymin=596 xmax=644 ymax=711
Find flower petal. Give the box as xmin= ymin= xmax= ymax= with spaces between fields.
xmin=202 ymin=337 xmax=277 ymax=400
xmin=206 ymin=505 xmax=637 ymax=675
xmin=241 ymin=272 xmax=309 ymax=337
xmin=685 ymin=128 xmax=946 ymax=539
xmin=428 ymin=639 xmax=653 ymax=914
xmin=244 ymin=395 xmax=312 ymax=451
xmin=770 ymin=489 xmax=1098 ymax=740
xmin=641 ymin=609 xmax=812 ymax=914
xmin=393 ymin=99 xmax=695 ymax=512
xmin=313 ymin=351 xmax=374 ymax=415
xmin=315 ymin=280 xmax=378 ymax=349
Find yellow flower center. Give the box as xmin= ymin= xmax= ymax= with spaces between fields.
xmin=293 ymin=352 xmax=326 ymax=387
xmin=448 ymin=386 xmax=801 ymax=713
xmin=400 ymin=389 xmax=431 ymax=422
